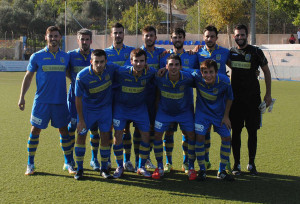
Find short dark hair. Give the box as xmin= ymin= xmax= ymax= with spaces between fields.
xmin=167 ymin=54 xmax=182 ymax=66
xmin=234 ymin=24 xmax=248 ymax=36
xmin=204 ymin=25 xmax=218 ymax=36
xmin=130 ymin=48 xmax=147 ymax=61
xmin=77 ymin=28 xmax=92 ymax=40
xmin=92 ymin=49 xmax=107 ymax=60
xmin=46 ymin=26 xmax=62 ymax=36
xmin=142 ymin=26 xmax=156 ymax=36
xmin=111 ymin=23 xmax=124 ymax=32
xmin=172 ymin=28 xmax=185 ymax=38
xmin=200 ymin=59 xmax=218 ymax=73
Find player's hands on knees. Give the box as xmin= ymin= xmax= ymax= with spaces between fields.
xmin=221 ymin=116 xmax=231 ymax=130
xmin=18 ymin=98 xmax=25 ymax=111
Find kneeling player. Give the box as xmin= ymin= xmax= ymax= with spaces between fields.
xmin=190 ymin=59 xmax=234 ymax=181
xmin=152 ymin=54 xmax=197 ymax=180
xmin=74 ymin=49 xmax=119 ymax=180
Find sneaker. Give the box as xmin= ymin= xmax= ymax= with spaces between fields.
xmin=182 ymin=162 xmax=189 ymax=174
xmin=164 ymin=163 xmax=173 ymax=173
xmin=247 ymin=164 xmax=258 ymax=175
xmin=145 ymin=159 xmax=156 ymax=169
xmin=205 ymin=161 xmax=211 ymax=170
xmin=226 ymin=162 xmax=232 ymax=174
xmin=100 ymin=169 xmax=113 ymax=179
xmin=137 ymin=167 xmax=151 ymax=178
xmin=197 ymin=170 xmax=207 ymax=181
xmin=123 ymin=161 xmax=135 ymax=172
xmin=25 ymin=164 xmax=35 ymax=175
xmin=152 ymin=168 xmax=164 ymax=179
xmin=232 ymin=164 xmax=241 ymax=176
xmin=113 ymin=166 xmax=124 ymax=179
xmin=217 ymin=170 xmax=235 ymax=181
xmin=63 ymin=163 xmax=76 ymax=175
xmin=74 ymin=169 xmax=84 ymax=180
xmin=188 ymin=169 xmax=197 ymax=181
xmin=90 ymin=160 xmax=100 ymax=171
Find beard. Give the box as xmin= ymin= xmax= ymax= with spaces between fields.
xmin=174 ymin=42 xmax=183 ymax=50
xmin=235 ymin=38 xmax=247 ymax=47
xmin=146 ymin=41 xmax=155 ymax=48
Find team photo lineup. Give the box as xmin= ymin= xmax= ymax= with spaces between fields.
xmin=18 ymin=22 xmax=272 ymax=181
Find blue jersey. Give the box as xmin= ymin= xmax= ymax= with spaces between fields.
xmin=104 ymin=44 xmax=135 ymax=66
xmin=114 ymin=66 xmax=156 ymax=108
xmin=75 ymin=63 xmax=119 ymax=110
xmin=197 ymin=44 xmax=229 ymax=75
xmin=27 ymin=46 xmax=69 ymax=104
xmin=160 ymin=49 xmax=199 ymax=70
xmin=140 ymin=45 xmax=166 ymax=70
xmin=68 ymin=48 xmax=93 ymax=85
xmin=155 ymin=71 xmax=194 ymax=115
xmin=191 ymin=70 xmax=233 ymax=120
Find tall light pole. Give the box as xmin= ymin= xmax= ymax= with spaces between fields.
xmin=198 ymin=0 xmax=200 ymax=41
xmin=136 ymin=0 xmax=138 ymax=47
xmin=105 ymin=0 xmax=108 ymax=48
xmin=64 ymin=0 xmax=67 ymax=51
xmin=167 ymin=0 xmax=169 ymax=39
xmin=250 ymin=0 xmax=256 ymax=45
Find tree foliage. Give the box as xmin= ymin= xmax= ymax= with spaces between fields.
xmin=274 ymin=0 xmax=300 ymax=26
xmin=120 ymin=2 xmax=165 ymax=34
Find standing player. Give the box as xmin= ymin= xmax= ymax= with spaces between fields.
xmin=112 ymin=49 xmax=156 ymax=178
xmin=195 ymin=25 xmax=230 ymax=171
xmin=228 ymin=24 xmax=272 ymax=175
xmin=190 ymin=59 xmax=234 ymax=181
xmin=160 ymin=28 xmax=199 ymax=174
xmin=74 ymin=49 xmax=118 ymax=180
xmin=67 ymin=28 xmax=101 ymax=171
xmin=18 ymin=26 xmax=75 ymax=175
xmin=104 ymin=23 xmax=135 ymax=172
xmin=126 ymin=26 xmax=166 ymax=170
xmin=152 ymin=54 xmax=197 ymax=180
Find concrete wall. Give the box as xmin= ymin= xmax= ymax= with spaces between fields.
xmin=65 ymin=33 xmax=300 ymax=51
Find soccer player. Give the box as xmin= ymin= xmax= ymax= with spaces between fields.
xmin=195 ymin=25 xmax=230 ymax=171
xmin=126 ymin=26 xmax=166 ymax=170
xmin=152 ymin=54 xmax=196 ymax=180
xmin=190 ymin=59 xmax=234 ymax=181
xmin=104 ymin=23 xmax=135 ymax=172
xmin=112 ymin=48 xmax=156 ymax=178
xmin=74 ymin=49 xmax=118 ymax=180
xmin=228 ymin=24 xmax=272 ymax=175
xmin=18 ymin=26 xmax=75 ymax=175
xmin=67 ymin=28 xmax=101 ymax=171
xmin=160 ymin=28 xmax=199 ymax=174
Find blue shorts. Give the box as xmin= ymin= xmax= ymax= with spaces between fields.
xmin=31 ymin=101 xmax=70 ymax=129
xmin=67 ymin=84 xmax=77 ymax=125
xmin=194 ymin=114 xmax=230 ymax=137
xmin=113 ymin=103 xmax=150 ymax=132
xmin=81 ymin=104 xmax=112 ymax=132
xmin=155 ymin=108 xmax=194 ymax=133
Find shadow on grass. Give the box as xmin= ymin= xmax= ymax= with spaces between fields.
xmin=32 ymin=168 xmax=300 ymax=203
xmin=81 ymin=169 xmax=300 ymax=203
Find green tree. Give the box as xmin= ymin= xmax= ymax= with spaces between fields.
xmin=120 ymin=2 xmax=165 ymax=34
xmin=186 ymin=0 xmax=249 ymax=46
xmin=274 ymin=0 xmax=300 ymax=26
